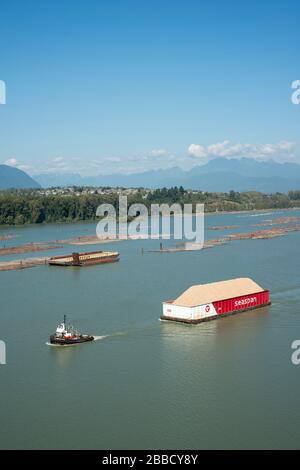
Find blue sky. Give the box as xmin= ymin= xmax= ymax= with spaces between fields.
xmin=0 ymin=0 xmax=300 ymax=175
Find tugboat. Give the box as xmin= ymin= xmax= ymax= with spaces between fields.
xmin=49 ymin=315 xmax=94 ymax=345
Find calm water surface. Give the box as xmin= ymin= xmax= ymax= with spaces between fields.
xmin=0 ymin=210 xmax=300 ymax=449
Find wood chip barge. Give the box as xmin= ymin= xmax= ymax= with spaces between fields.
xmin=48 ymin=250 xmax=119 ymax=266
xmin=161 ymin=278 xmax=270 ymax=324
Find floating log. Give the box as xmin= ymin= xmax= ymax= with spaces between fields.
xmin=0 ymin=257 xmax=49 ymax=271
xmin=0 ymin=244 xmax=63 ymax=256
xmin=252 ymin=216 xmax=299 ymax=227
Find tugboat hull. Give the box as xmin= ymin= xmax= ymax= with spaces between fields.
xmin=49 ymin=335 xmax=94 ymax=345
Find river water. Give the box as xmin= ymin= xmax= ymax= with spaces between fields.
xmin=0 ymin=210 xmax=300 ymax=449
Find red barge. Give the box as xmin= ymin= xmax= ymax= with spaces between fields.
xmin=161 ymin=278 xmax=270 ymax=324
xmin=48 ymin=250 xmax=119 ymax=267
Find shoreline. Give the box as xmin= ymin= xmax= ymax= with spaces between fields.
xmin=205 ymin=206 xmax=300 ymax=217
xmin=0 ymin=206 xmax=300 ymax=230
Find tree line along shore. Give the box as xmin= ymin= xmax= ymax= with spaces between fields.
xmin=0 ymin=187 xmax=300 ymax=225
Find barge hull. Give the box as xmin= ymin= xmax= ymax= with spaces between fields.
xmin=49 ymin=335 xmax=94 ymax=345
xmin=161 ymin=300 xmax=271 ymax=324
xmin=48 ymin=250 xmax=119 ymax=266
xmin=162 ymin=288 xmax=270 ymax=324
xmin=49 ymin=256 xmax=119 ymax=266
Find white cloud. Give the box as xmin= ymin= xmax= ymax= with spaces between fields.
xmin=149 ymin=148 xmax=168 ymax=157
xmin=188 ymin=140 xmax=297 ymax=161
xmin=4 ymin=157 xmax=19 ymax=166
xmin=187 ymin=144 xmax=206 ymax=159
xmin=4 ymin=139 xmax=298 ymax=179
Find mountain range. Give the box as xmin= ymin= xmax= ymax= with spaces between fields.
xmin=0 ymin=164 xmax=40 ymax=189
xmin=1 ymin=158 xmax=300 ymax=192
xmin=34 ymin=158 xmax=300 ymax=193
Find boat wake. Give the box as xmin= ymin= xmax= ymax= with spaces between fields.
xmin=93 ymin=335 xmax=108 ymax=341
